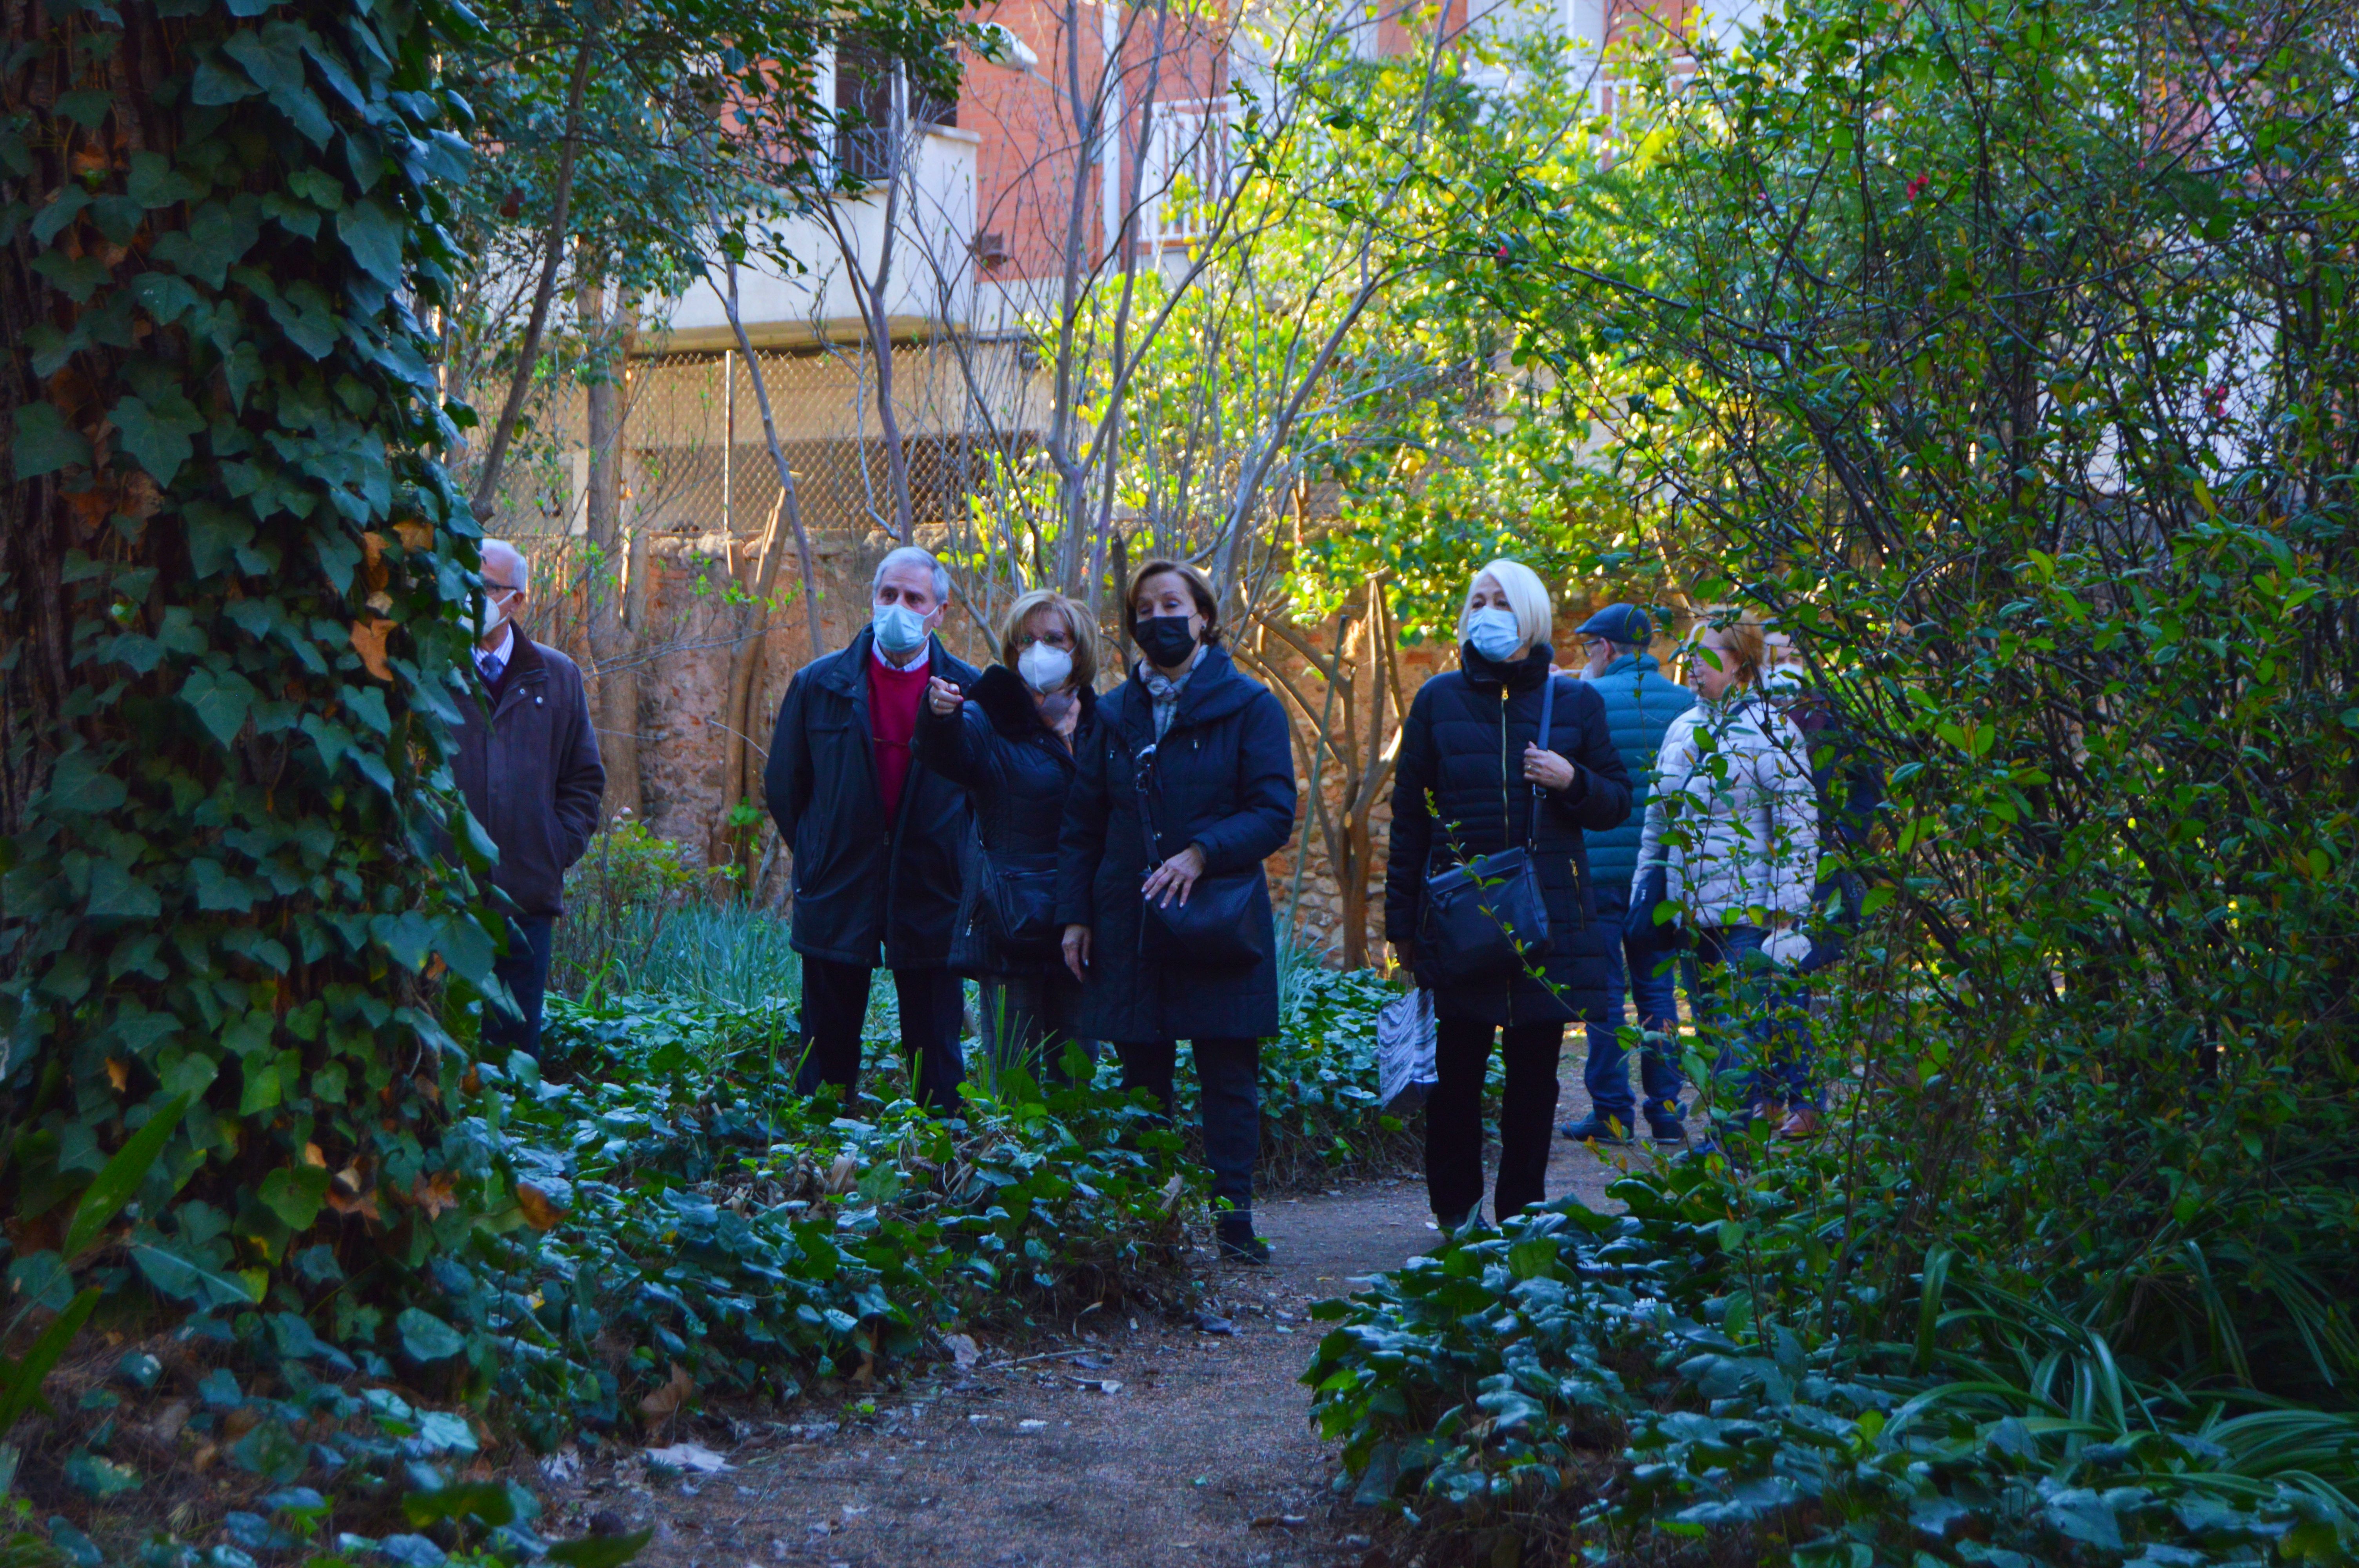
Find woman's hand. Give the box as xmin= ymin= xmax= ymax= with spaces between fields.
xmin=1521 ymin=742 xmax=1576 ymax=791
xmin=1062 ymin=924 xmax=1092 ymax=983
xmin=926 ymin=677 xmax=964 ymax=716
xmin=1140 ymin=844 xmax=1207 ymax=908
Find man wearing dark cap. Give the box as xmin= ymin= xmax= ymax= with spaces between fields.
xmin=1561 ymin=604 xmax=1696 ymax=1145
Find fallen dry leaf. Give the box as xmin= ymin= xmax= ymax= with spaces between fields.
xmin=392 ymin=519 xmax=434 ymax=553
xmin=943 ymin=1332 xmax=980 ymax=1370
xmin=638 ymin=1361 xmax=695 ymax=1425
xmin=350 ymin=618 xmax=394 ymax=681
xmin=515 ymin=1183 xmax=565 ymax=1232
xmin=410 ymin=1172 xmax=458 ymax=1221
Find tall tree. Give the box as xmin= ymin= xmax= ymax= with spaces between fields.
xmin=1 ymin=0 xmax=501 ymax=1305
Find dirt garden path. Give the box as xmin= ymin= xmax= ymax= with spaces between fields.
xmin=535 ymin=1069 xmax=1657 ymax=1568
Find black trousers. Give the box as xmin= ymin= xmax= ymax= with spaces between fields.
xmin=796 ymin=956 xmax=966 ymax=1114
xmin=484 ymin=916 xmax=555 ymax=1061
xmin=1425 ymin=1017 xmax=1564 ymax=1225
xmin=1113 ymin=1038 xmax=1259 ymax=1212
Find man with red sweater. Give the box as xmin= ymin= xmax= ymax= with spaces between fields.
xmin=765 ymin=546 xmax=982 ymax=1111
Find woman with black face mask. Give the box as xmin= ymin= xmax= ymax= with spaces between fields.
xmin=1056 ymin=559 xmax=1298 ymax=1262
xmin=1383 ymin=559 xmax=1633 ymax=1233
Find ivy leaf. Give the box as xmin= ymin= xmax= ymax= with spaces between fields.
xmin=189 ymin=52 xmax=261 ymax=105
xmin=131 ymin=1241 xmax=266 ymax=1310
xmin=337 ymin=200 xmax=403 ymax=285
xmin=111 ymin=392 xmax=206 ymax=485
xmin=257 ymin=1165 xmax=331 ymax=1230
xmin=396 ymin=1307 xmax=466 ymax=1362
xmin=30 ymin=186 xmax=92 ymax=246
xmin=85 ymin=859 xmax=162 ymax=919
xmin=185 ymin=500 xmax=257 ymax=577
xmin=55 ymin=89 xmax=113 ymax=130
xmin=181 ymin=666 xmax=257 ymax=746
xmin=29 ymin=250 xmax=111 ymax=300
xmin=432 ymin=913 xmax=497 ymax=986
xmin=13 ymin=402 xmax=92 ymax=480
xmin=126 ymin=151 xmax=208 ymax=209
xmin=130 ymin=271 xmax=204 ymax=327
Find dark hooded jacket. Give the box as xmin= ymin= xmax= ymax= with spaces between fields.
xmin=448 ymin=635 xmax=605 ymax=919
xmin=764 ymin=627 xmax=982 ymax=969
xmin=1384 ymin=644 xmax=1634 ymax=1026
xmin=916 ymin=663 xmax=1099 ymax=978
xmin=1056 ymin=646 xmax=1297 ymax=1044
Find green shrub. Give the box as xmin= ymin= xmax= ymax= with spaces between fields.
xmin=431 ymin=996 xmax=1197 ymax=1446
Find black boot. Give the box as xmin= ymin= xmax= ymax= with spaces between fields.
xmin=1215 ymin=1212 xmax=1270 ymax=1265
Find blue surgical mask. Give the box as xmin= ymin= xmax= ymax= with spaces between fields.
xmin=1465 ymin=607 xmax=1522 ymax=664
xmin=872 ymin=602 xmax=930 ymax=656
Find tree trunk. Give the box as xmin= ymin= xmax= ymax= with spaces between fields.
xmin=582 ymin=274 xmax=641 ymax=823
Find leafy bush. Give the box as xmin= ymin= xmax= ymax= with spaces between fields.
xmin=551 ymin=818 xmax=738 ymax=1001
xmin=1307 ymin=1127 xmax=2359 ymax=1562
xmin=418 ymin=996 xmax=1198 ymax=1445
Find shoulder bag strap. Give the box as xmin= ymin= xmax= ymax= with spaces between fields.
xmin=1526 ymin=675 xmax=1558 ymax=851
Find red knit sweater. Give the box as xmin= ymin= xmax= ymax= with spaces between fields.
xmin=868 ymin=653 xmax=930 ymax=824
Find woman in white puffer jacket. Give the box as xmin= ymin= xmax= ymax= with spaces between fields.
xmin=1630 ymin=610 xmax=1823 ymax=1138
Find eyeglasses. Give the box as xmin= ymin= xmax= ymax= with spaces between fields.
xmin=483 ymin=583 xmax=519 ymax=595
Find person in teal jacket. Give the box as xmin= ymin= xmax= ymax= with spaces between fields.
xmin=1560 ymin=604 xmax=1697 ymax=1145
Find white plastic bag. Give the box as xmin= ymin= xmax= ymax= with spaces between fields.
xmin=1377 ymin=986 xmax=1438 ymax=1114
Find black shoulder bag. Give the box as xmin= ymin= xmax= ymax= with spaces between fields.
xmin=974 ymin=845 xmax=1060 ymax=961
xmin=1418 ymin=675 xmax=1559 ymax=983
xmin=1130 ymin=730 xmax=1269 ymax=969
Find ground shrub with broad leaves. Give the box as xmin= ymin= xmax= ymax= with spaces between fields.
xmin=438 ymin=996 xmax=1202 ymax=1449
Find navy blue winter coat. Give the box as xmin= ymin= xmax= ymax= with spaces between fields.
xmin=917 ymin=663 xmax=1098 ymax=979
xmin=763 ymin=627 xmax=982 ymax=969
xmin=1383 ymin=645 xmax=1634 ymax=1027
xmin=1579 ymin=652 xmax=1696 ymax=907
xmin=1056 ymin=646 xmax=1298 ymax=1044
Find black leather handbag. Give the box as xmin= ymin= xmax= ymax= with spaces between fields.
xmin=977 ymin=851 xmax=1060 ymax=961
xmin=1418 ymin=675 xmax=1560 ymax=984
xmin=1130 ymin=737 xmax=1267 ymax=969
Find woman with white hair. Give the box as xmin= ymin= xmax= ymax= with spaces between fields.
xmin=1383 ymin=559 xmax=1633 ymax=1230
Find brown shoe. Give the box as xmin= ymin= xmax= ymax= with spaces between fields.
xmin=1777 ymin=1107 xmax=1824 ymax=1140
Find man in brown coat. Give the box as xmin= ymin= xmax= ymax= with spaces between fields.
xmin=449 ymin=539 xmax=605 ymax=1058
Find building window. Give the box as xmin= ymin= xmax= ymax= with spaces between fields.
xmin=835 ymin=34 xmax=958 ymax=181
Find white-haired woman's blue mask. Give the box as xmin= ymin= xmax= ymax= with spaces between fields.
xmin=1465 ymin=608 xmax=1522 ymax=663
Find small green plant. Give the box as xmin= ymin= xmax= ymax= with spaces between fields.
xmin=553 ymin=814 xmax=731 ymax=1000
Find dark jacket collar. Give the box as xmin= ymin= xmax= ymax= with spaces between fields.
xmin=486 ymin=632 xmax=548 ymax=711
xmin=973 ymin=662 xmax=1097 ymax=740
xmin=1459 ymin=642 xmax=1554 ymax=691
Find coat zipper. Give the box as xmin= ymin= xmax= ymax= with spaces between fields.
xmin=1499 ymin=681 xmax=1515 ymax=1026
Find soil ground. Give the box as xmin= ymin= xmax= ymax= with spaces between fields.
xmin=534 ymin=1065 xmax=1671 ymax=1568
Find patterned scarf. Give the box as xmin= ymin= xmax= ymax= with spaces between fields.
xmin=1138 ymin=645 xmax=1206 ymax=740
